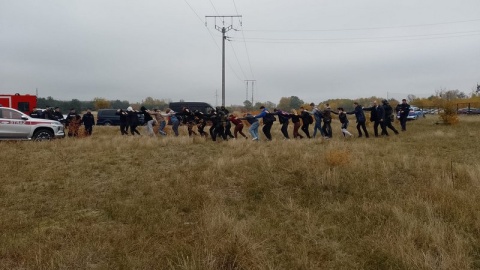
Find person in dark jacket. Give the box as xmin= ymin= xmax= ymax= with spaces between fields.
xmin=347 ymin=102 xmax=369 ymax=138
xmin=273 ymin=108 xmax=290 ymax=139
xmin=363 ymin=100 xmax=384 ymax=137
xmin=194 ymin=111 xmax=209 ymax=138
xmin=322 ymin=104 xmax=333 ymax=138
xmin=53 ymin=107 xmax=65 ymax=124
xmin=332 ymin=107 xmax=353 ymax=137
xmin=289 ymin=109 xmax=303 ymax=139
xmin=81 ymin=109 xmax=95 ymax=136
xmin=382 ymin=99 xmax=399 ymax=136
xmin=398 ymin=99 xmax=410 ymax=131
xmin=220 ymin=106 xmax=234 ymax=139
xmin=181 ymin=107 xmax=197 ymax=137
xmin=255 ymin=106 xmax=274 ymax=141
xmin=239 ymin=113 xmax=259 ymax=141
xmin=300 ymin=107 xmax=311 ymax=138
xmin=140 ymin=106 xmax=155 ymax=136
xmin=116 ymin=109 xmax=129 ymax=135
xmin=43 ymin=106 xmax=56 ymax=120
xmin=126 ymin=106 xmax=141 ymax=135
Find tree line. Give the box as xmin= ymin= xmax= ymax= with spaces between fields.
xmin=37 ymin=89 xmax=480 ymax=114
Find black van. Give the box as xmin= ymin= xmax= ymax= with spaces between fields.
xmin=96 ymin=109 xmax=145 ymax=126
xmin=168 ymin=102 xmax=214 ymax=114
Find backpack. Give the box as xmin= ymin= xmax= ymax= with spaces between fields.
xmin=308 ymin=115 xmax=314 ymax=124
xmin=264 ymin=113 xmax=276 ymax=124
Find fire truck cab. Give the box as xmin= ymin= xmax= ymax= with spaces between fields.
xmin=0 ymin=94 xmax=37 ymax=114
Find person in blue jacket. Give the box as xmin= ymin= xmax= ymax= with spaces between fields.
xmin=254 ymin=106 xmax=275 ymax=141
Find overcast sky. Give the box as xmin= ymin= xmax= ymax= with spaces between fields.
xmin=1 ymin=0 xmax=480 ymax=106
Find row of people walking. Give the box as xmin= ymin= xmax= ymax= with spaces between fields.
xmin=124 ymin=99 xmax=411 ymax=141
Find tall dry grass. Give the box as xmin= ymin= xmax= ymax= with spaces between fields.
xmin=1 ymin=115 xmax=480 ymax=269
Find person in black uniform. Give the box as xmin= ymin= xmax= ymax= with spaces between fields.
xmin=398 ymin=99 xmax=411 ymax=131
xmin=82 ymin=109 xmax=95 ymax=136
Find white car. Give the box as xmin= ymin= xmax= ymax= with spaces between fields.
xmin=0 ymin=106 xmax=65 ymax=140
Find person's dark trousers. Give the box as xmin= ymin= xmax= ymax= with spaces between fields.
xmin=263 ymin=123 xmax=273 ymax=140
xmin=356 ymin=121 xmax=369 ymax=137
xmin=373 ymin=121 xmax=381 ymax=137
xmin=380 ymin=122 xmax=389 ymax=136
xmin=85 ymin=125 xmax=93 ymax=136
xmin=120 ymin=123 xmax=128 ymax=135
xmin=225 ymin=122 xmax=234 ymax=138
xmin=130 ymin=124 xmax=140 ymax=135
xmin=322 ymin=121 xmax=332 ymax=138
xmin=385 ymin=120 xmax=399 ymax=134
xmin=215 ymin=125 xmax=227 ymax=140
xmin=209 ymin=125 xmax=216 ymax=141
xmin=281 ymin=122 xmax=289 ymax=139
xmin=400 ymin=116 xmax=407 ymax=131
xmin=301 ymin=123 xmax=311 ymax=138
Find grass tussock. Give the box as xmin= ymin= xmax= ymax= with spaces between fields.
xmin=1 ymin=115 xmax=480 ymax=269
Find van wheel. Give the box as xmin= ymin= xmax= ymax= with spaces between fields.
xmin=33 ymin=129 xmax=54 ymax=141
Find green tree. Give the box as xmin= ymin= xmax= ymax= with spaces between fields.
xmin=243 ymin=100 xmax=252 ymax=110
xmin=93 ymin=97 xmax=111 ymax=110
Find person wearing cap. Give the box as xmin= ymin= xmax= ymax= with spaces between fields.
xmin=398 ymin=99 xmax=410 ymax=131
xmin=346 ymin=102 xmax=369 ymax=138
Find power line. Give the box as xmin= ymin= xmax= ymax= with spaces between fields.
xmin=228 ymin=41 xmax=247 ymax=79
xmin=238 ymin=29 xmax=480 ymax=41
xmin=182 ymin=0 xmax=243 ymax=83
xmin=232 ymin=0 xmax=255 ymax=80
xmin=231 ymin=31 xmax=480 ymax=44
xmin=243 ymin=18 xmax=480 ymax=33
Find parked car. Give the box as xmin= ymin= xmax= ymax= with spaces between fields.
xmin=96 ymin=109 xmax=145 ymax=126
xmin=168 ymin=102 xmax=215 ymax=123
xmin=397 ymin=106 xmax=425 ymax=120
xmin=0 ymin=106 xmax=65 ymax=140
xmin=457 ymin=107 xmax=480 ymax=114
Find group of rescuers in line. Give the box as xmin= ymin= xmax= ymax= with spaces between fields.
xmin=55 ymin=98 xmax=412 ymax=140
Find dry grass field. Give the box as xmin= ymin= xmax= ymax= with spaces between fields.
xmin=1 ymin=115 xmax=480 ymax=269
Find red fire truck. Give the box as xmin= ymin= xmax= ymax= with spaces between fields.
xmin=0 ymin=94 xmax=37 ymax=114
